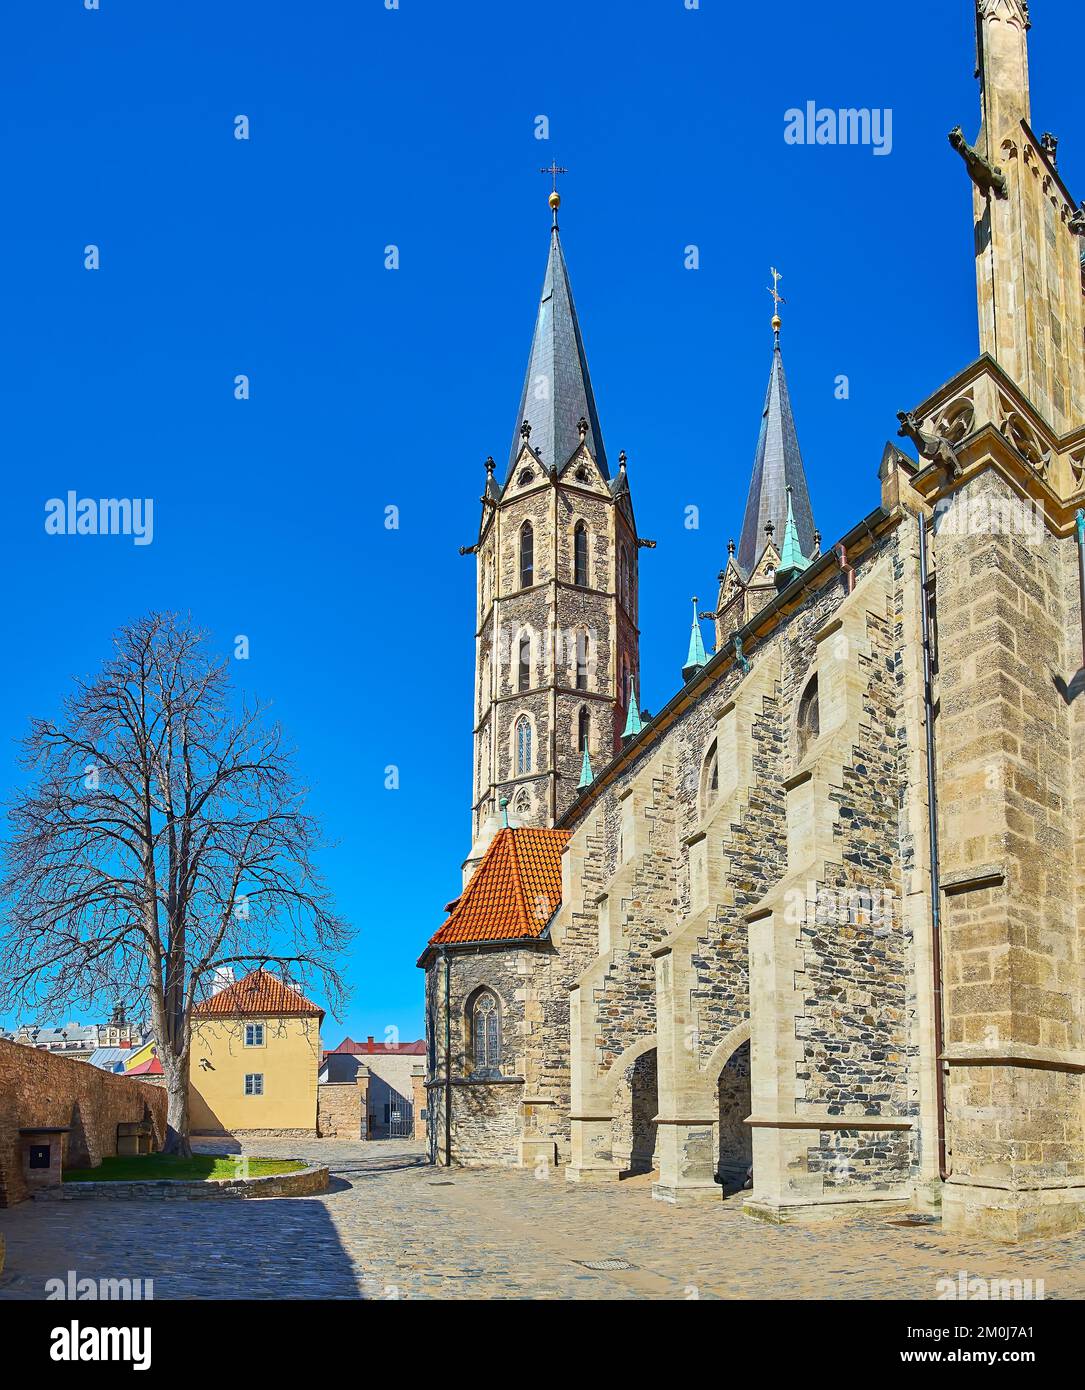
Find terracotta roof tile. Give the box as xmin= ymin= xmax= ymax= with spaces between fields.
xmin=191 ymin=969 xmax=324 ymax=1019
xmin=427 ymin=827 xmax=568 ymax=948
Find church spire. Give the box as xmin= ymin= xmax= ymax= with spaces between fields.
xmin=682 ymin=597 xmax=708 ymax=682
xmin=775 ymin=486 xmax=811 ymax=589
xmin=621 ymin=680 xmax=643 ymax=742
xmin=736 ymin=276 xmax=815 ymax=575
xmin=506 ymin=181 xmax=608 ymax=480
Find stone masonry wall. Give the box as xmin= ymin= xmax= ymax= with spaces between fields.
xmin=0 ymin=1038 xmax=168 ymax=1206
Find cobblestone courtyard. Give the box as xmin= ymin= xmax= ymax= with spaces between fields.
xmin=2 ymin=1138 xmax=1083 ymax=1300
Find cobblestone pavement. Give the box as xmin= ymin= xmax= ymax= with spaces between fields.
xmin=2 ymin=1138 xmax=1083 ymax=1300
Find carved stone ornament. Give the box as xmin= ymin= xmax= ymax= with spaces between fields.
xmin=934 ymin=395 xmax=976 ymax=447
xmin=978 ymin=0 xmax=1030 ymax=29
xmin=1000 ymin=406 xmax=1049 ymax=473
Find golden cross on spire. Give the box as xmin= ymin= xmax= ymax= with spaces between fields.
xmin=767 ymin=266 xmax=785 ymax=333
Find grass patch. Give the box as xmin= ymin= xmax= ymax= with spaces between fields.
xmin=63 ymin=1154 xmax=306 ymax=1183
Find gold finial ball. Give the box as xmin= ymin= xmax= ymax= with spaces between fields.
xmin=771 ymin=314 xmax=782 ymax=332
xmin=549 ymin=190 xmax=561 ymax=211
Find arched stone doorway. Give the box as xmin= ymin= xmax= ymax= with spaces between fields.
xmin=611 ymin=1048 xmax=658 ymax=1177
xmin=716 ymin=1039 xmax=752 ymax=1193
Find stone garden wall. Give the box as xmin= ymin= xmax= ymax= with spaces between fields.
xmin=0 ymin=1038 xmax=167 ymax=1206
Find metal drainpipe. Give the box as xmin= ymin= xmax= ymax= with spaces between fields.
xmin=442 ymin=948 xmax=452 ymax=1169
xmin=918 ymin=516 xmax=950 ymax=1182
xmin=1075 ymin=510 xmax=1085 ymax=667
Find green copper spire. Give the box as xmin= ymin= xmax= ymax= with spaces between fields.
xmin=577 ymin=745 xmax=594 ymax=789
xmin=682 ymin=596 xmax=708 ymax=682
xmin=775 ymin=485 xmax=810 ymax=589
xmin=621 ymin=678 xmax=643 ymax=741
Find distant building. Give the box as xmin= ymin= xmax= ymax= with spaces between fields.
xmin=86 ymin=1044 xmax=135 ymax=1074
xmin=189 ymin=970 xmax=323 ymax=1137
xmin=320 ymin=1037 xmax=425 ymax=1139
xmin=13 ymin=1013 xmax=141 ymax=1060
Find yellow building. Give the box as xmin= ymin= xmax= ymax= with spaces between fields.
xmin=189 ymin=970 xmax=323 ymax=1136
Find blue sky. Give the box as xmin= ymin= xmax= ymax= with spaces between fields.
xmin=1 ymin=0 xmax=1080 ymax=1041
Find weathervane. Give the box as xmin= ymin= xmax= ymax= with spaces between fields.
xmin=767 ymin=266 xmax=785 ymax=335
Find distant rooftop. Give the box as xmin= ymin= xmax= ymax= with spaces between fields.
xmin=324 ymin=1036 xmax=426 ymax=1057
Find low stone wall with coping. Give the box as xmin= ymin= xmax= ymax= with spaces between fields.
xmin=37 ymin=1160 xmax=328 ymax=1201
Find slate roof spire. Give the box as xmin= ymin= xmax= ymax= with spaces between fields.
xmin=507 ymin=189 xmax=608 ymax=480
xmin=736 ymin=285 xmax=815 ymax=575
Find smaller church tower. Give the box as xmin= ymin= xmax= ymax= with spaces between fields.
xmin=714 ymin=276 xmax=817 ymax=648
xmin=466 ymin=182 xmax=641 ymax=872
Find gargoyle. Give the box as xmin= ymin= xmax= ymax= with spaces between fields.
xmin=1070 ymin=206 xmax=1085 ymax=237
xmin=948 ymin=126 xmax=1008 ymax=199
xmin=897 ymin=410 xmax=961 ymax=479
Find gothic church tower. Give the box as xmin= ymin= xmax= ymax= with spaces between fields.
xmin=713 ymin=303 xmax=818 ymax=648
xmin=466 ymin=188 xmax=640 ymax=866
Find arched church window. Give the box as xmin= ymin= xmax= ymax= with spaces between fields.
xmin=470 ymin=990 xmax=501 ymax=1076
xmin=618 ymin=549 xmax=628 ymax=607
xmin=621 ymin=545 xmax=634 ymax=611
xmin=512 ymin=786 xmax=532 ymax=817
xmin=700 ymin=739 xmax=720 ymax=814
xmin=573 ymin=522 xmax=588 ymax=587
xmin=519 ymin=522 xmax=534 ymax=589
xmin=576 ymin=632 xmax=590 ymax=691
xmin=797 ymin=674 xmax=820 ymax=761
xmin=518 ymin=634 xmax=531 ymax=692
xmin=515 ymin=715 xmax=532 ymax=775
xmin=577 ymin=706 xmax=590 ymax=752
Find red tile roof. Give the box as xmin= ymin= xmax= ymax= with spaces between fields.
xmin=325 ymin=1037 xmax=427 ymax=1056
xmin=427 ymin=827 xmax=568 ymax=949
xmin=191 ymin=969 xmax=324 ymax=1020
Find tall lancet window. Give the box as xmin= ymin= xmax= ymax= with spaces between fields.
xmin=515 ymin=715 xmax=532 ymax=775
xmin=576 ymin=632 xmax=590 ymax=691
xmin=518 ymin=635 xmax=531 ymax=692
xmin=470 ymin=990 xmax=501 ymax=1076
xmin=797 ymin=674 xmax=820 ymax=761
xmin=577 ymin=706 xmax=590 ymax=752
xmin=573 ymin=522 xmax=588 ymax=587
xmin=519 ymin=522 xmax=534 ymax=589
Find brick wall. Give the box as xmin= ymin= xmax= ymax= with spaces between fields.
xmin=0 ymin=1038 xmax=168 ymax=1206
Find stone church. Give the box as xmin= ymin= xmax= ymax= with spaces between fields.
xmin=419 ymin=0 xmax=1085 ymax=1241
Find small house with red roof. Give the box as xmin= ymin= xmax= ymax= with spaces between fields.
xmin=189 ymin=969 xmax=324 ymax=1137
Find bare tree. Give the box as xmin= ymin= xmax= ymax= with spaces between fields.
xmin=0 ymin=612 xmax=352 ymax=1154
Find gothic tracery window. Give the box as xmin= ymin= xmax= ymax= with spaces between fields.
xmin=515 ymin=715 xmax=532 ymax=775
xmin=520 ymin=522 xmax=534 ymax=589
xmin=470 ymin=990 xmax=501 ymax=1075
